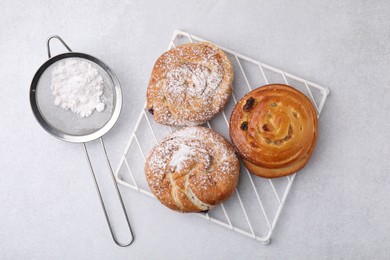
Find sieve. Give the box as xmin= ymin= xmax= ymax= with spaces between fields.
xmin=30 ymin=36 xmax=134 ymax=247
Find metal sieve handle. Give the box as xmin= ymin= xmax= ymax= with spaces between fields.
xmin=47 ymin=35 xmax=72 ymax=59
xmin=83 ymin=138 xmax=134 ymax=247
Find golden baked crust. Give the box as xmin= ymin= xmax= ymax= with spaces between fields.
xmin=146 ymin=42 xmax=234 ymax=126
xmin=229 ymin=84 xmax=318 ymax=178
xmin=145 ymin=126 xmax=240 ymax=212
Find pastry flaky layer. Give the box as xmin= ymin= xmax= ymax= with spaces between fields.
xmin=145 ymin=126 xmax=240 ymax=212
xmin=229 ymin=84 xmax=318 ymax=178
xmin=146 ymin=42 xmax=234 ymax=126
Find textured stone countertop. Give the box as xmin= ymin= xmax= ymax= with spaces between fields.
xmin=1 ymin=1 xmax=389 ymax=259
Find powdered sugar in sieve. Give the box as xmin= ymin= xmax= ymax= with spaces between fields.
xmin=35 ymin=57 xmax=114 ymax=136
xmin=30 ymin=36 xmax=133 ymax=247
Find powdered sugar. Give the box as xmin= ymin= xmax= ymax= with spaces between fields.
xmin=169 ymin=143 xmax=195 ymax=171
xmin=165 ymin=63 xmax=221 ymax=101
xmin=51 ymin=58 xmax=106 ymax=118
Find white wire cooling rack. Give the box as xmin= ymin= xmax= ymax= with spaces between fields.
xmin=115 ymin=30 xmax=330 ymax=244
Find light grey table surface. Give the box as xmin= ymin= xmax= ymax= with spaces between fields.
xmin=1 ymin=0 xmax=389 ymax=259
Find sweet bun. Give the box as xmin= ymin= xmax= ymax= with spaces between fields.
xmin=146 ymin=42 xmax=233 ymax=126
xmin=145 ymin=126 xmax=240 ymax=212
xmin=229 ymin=84 xmax=318 ymax=178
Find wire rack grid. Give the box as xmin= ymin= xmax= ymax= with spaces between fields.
xmin=114 ymin=30 xmax=329 ymax=244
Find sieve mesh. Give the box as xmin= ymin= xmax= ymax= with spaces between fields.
xmin=35 ymin=57 xmax=115 ymax=136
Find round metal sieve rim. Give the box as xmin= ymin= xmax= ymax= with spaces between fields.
xmin=30 ymin=52 xmax=122 ymax=143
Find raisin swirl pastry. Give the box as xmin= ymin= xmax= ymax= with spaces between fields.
xmin=146 ymin=42 xmax=234 ymax=126
xmin=145 ymin=126 xmax=239 ymax=212
xmin=229 ymin=84 xmax=318 ymax=178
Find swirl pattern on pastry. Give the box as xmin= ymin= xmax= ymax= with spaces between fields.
xmin=145 ymin=126 xmax=240 ymax=212
xmin=229 ymin=84 xmax=318 ymax=178
xmin=146 ymin=42 xmax=233 ymax=126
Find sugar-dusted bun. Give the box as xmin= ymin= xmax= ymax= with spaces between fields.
xmin=146 ymin=42 xmax=233 ymax=126
xmin=145 ymin=126 xmax=240 ymax=212
xmin=229 ymin=84 xmax=318 ymax=178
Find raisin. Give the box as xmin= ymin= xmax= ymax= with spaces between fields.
xmin=148 ymin=107 xmax=154 ymax=115
xmin=262 ymin=124 xmax=270 ymax=131
xmin=241 ymin=121 xmax=248 ymax=131
xmin=243 ymin=97 xmax=255 ymax=111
